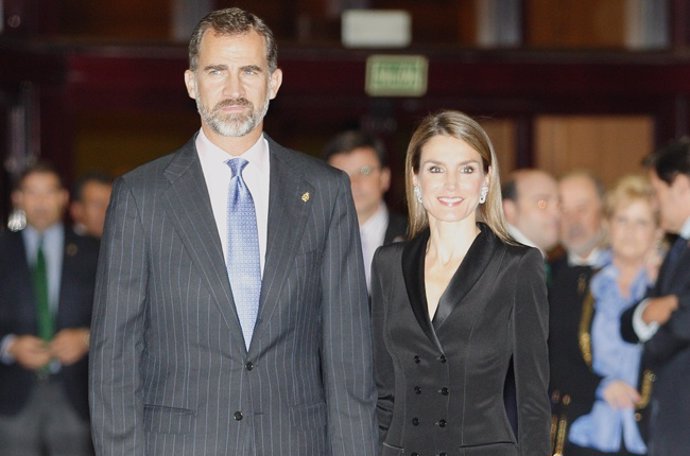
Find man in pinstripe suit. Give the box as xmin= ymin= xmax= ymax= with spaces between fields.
xmin=89 ymin=8 xmax=378 ymax=456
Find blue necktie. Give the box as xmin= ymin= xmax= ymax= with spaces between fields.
xmin=226 ymin=158 xmax=261 ymax=349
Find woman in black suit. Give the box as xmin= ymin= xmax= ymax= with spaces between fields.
xmin=371 ymin=110 xmax=550 ymax=456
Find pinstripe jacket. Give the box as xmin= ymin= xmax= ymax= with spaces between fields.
xmin=89 ymin=135 xmax=378 ymax=456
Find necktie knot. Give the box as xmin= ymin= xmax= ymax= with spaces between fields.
xmin=227 ymin=158 xmax=249 ymax=178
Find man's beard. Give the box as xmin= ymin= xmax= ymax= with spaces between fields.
xmin=196 ymin=95 xmax=270 ymax=137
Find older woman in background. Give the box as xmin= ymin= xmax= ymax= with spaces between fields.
xmin=564 ymin=175 xmax=662 ymax=456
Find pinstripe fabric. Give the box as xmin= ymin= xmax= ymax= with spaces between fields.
xmin=89 ymin=135 xmax=378 ymax=456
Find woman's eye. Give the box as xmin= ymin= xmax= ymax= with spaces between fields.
xmin=461 ymin=166 xmax=475 ymax=174
xmin=428 ymin=166 xmax=443 ymax=173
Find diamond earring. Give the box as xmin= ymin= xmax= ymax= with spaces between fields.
xmin=479 ymin=186 xmax=488 ymax=204
xmin=414 ymin=185 xmax=423 ymax=203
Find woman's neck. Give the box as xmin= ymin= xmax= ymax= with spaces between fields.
xmin=427 ymin=219 xmax=480 ymax=265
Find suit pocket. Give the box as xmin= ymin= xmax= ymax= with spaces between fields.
xmin=143 ymin=404 xmax=194 ymax=435
xmin=289 ymin=401 xmax=327 ymax=431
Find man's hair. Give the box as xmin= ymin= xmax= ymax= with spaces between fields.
xmin=72 ymin=171 xmax=114 ymax=202
xmin=15 ymin=160 xmax=64 ymax=191
xmin=644 ymin=137 xmax=690 ymax=185
xmin=188 ymin=7 xmax=278 ymax=73
xmin=321 ymin=130 xmax=388 ymax=167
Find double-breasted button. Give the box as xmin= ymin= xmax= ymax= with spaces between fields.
xmin=412 ymin=417 xmax=420 ymax=426
xmin=438 ymin=452 xmax=447 ymax=456
xmin=436 ymin=419 xmax=447 ymax=428
xmin=414 ymin=355 xmax=421 ymax=364
xmin=414 ymin=386 xmax=422 ymax=394
xmin=439 ymin=387 xmax=449 ymax=396
xmin=438 ymin=354 xmax=447 ymax=363
xmin=245 ymin=361 xmax=254 ymax=371
xmin=233 ymin=411 xmax=243 ymax=421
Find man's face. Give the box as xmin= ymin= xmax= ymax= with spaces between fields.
xmin=184 ymin=29 xmax=282 ymax=139
xmin=71 ymin=181 xmax=112 ymax=238
xmin=504 ymin=171 xmax=560 ymax=252
xmin=649 ymin=169 xmax=690 ymax=233
xmin=13 ymin=172 xmax=68 ymax=232
xmin=328 ymin=147 xmax=390 ymax=224
xmin=558 ymin=175 xmax=605 ymax=257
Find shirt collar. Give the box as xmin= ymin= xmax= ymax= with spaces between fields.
xmin=568 ymin=247 xmax=606 ymax=268
xmin=196 ymin=128 xmax=268 ymax=170
xmin=360 ymin=203 xmax=388 ymax=233
xmin=680 ymin=216 xmax=690 ymax=240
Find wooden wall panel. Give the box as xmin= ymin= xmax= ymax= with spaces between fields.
xmin=478 ymin=118 xmax=517 ymax=179
xmin=526 ymin=0 xmax=627 ymax=48
xmin=534 ymin=115 xmax=653 ymax=186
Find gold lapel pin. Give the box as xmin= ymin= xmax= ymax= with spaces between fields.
xmin=301 ymin=192 xmax=310 ymax=203
xmin=66 ymin=243 xmax=78 ymax=256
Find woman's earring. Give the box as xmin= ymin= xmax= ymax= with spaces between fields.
xmin=414 ymin=185 xmax=423 ymax=203
xmin=479 ymin=186 xmax=488 ymax=204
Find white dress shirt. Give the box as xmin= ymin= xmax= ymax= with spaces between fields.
xmin=359 ymin=204 xmax=389 ymax=293
xmin=196 ymin=129 xmax=270 ymax=276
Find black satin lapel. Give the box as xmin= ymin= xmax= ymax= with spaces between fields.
xmin=402 ymin=229 xmax=437 ymax=344
xmin=432 ymin=224 xmax=499 ymax=331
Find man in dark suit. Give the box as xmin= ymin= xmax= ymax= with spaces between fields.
xmin=621 ymin=140 xmax=690 ymax=456
xmin=322 ymin=130 xmax=407 ymax=294
xmin=89 ymin=7 xmax=378 ymax=456
xmin=0 ymin=162 xmax=99 ymax=456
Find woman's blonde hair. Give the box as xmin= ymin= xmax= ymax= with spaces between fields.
xmin=605 ymin=174 xmax=659 ymax=224
xmin=405 ymin=110 xmax=512 ymax=242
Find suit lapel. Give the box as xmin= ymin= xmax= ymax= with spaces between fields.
xmin=432 ymin=224 xmax=497 ymax=331
xmin=161 ymin=140 xmax=244 ymax=347
xmin=660 ymin=238 xmax=690 ymax=292
xmin=401 ymin=229 xmax=441 ymax=348
xmin=251 ymin=138 xmax=313 ymax=347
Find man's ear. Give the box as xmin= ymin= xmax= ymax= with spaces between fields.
xmin=268 ymin=68 xmax=283 ymax=100
xmin=503 ymin=199 xmax=517 ymax=224
xmin=184 ymin=70 xmax=197 ymax=100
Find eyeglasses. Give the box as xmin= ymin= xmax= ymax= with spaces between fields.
xmin=346 ymin=165 xmax=380 ymax=178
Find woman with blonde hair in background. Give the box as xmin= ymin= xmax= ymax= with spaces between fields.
xmin=371 ymin=110 xmax=550 ymax=456
xmin=564 ymin=174 xmax=662 ymax=456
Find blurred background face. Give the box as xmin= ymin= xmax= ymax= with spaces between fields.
xmin=505 ymin=171 xmax=560 ymax=252
xmin=328 ymin=146 xmax=390 ymax=224
xmin=71 ymin=180 xmax=112 ymax=238
xmin=559 ymin=175 xmax=605 ymax=257
xmin=13 ymin=171 xmax=68 ymax=232
xmin=609 ymin=199 xmax=659 ymax=264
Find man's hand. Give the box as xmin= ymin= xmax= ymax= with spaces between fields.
xmin=50 ymin=328 xmax=90 ymax=366
xmin=602 ymin=380 xmax=640 ymax=410
xmin=8 ymin=335 xmax=52 ymax=370
xmin=642 ymin=295 xmax=679 ymax=325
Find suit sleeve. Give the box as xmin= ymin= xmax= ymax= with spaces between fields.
xmin=89 ymin=177 xmax=148 ymax=455
xmin=370 ymin=248 xmax=395 ymax=442
xmin=319 ymin=172 xmax=378 ymax=456
xmin=514 ymin=248 xmax=551 ymax=456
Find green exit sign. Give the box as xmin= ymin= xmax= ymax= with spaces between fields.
xmin=365 ymin=55 xmax=428 ymax=97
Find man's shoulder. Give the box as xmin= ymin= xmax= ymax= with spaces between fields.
xmin=117 ymin=139 xmax=196 ymax=188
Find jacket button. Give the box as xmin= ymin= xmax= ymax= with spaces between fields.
xmin=436 ymin=419 xmax=447 ymax=428
xmin=439 ymin=387 xmax=449 ymax=395
xmin=414 ymin=355 xmax=420 ymax=364
xmin=412 ymin=417 xmax=420 ymax=426
xmin=438 ymin=354 xmax=447 ymax=363
xmin=411 ymin=453 xmax=419 ymax=456
xmin=414 ymin=386 xmax=422 ymax=394
xmin=245 ymin=361 xmax=254 ymax=371
xmin=438 ymin=453 xmax=447 ymax=456
xmin=233 ymin=411 xmax=243 ymax=421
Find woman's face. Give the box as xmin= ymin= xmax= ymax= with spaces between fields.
xmin=609 ymin=199 xmax=659 ymax=263
xmin=413 ymin=135 xmax=488 ymax=227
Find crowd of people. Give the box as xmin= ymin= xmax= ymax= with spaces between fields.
xmin=1 ymin=6 xmax=690 ymax=456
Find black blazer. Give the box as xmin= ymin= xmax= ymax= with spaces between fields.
xmin=383 ymin=211 xmax=408 ymax=245
xmin=0 ymin=228 xmax=99 ymax=420
xmin=621 ymin=238 xmax=690 ymax=456
xmin=371 ymin=224 xmax=550 ymax=456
